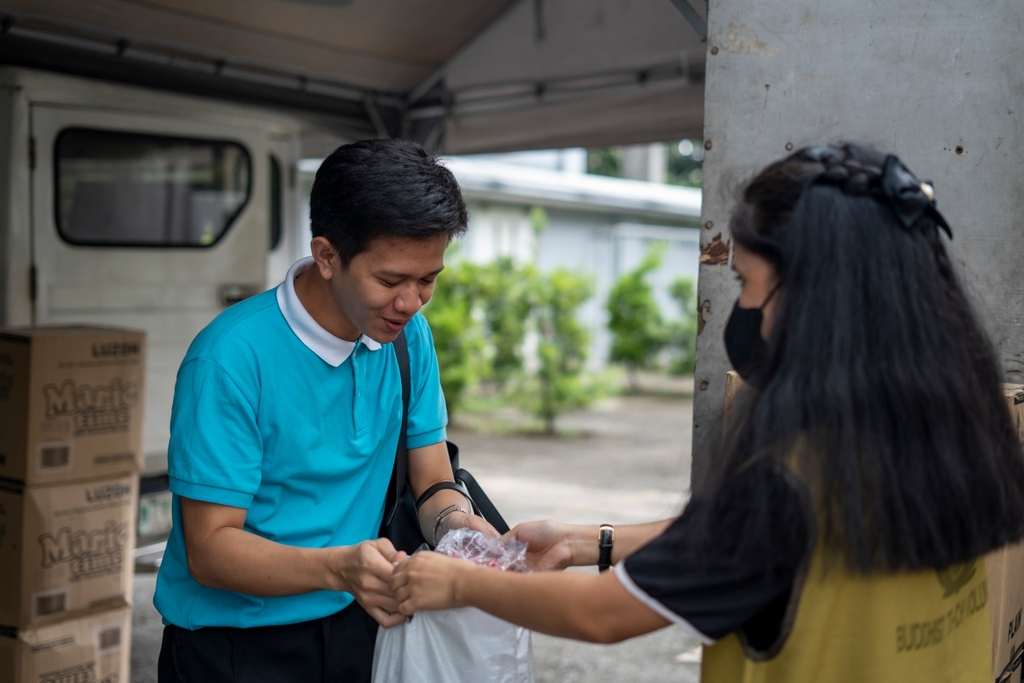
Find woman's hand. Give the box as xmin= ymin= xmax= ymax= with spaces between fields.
xmin=391 ymin=551 xmax=476 ymax=614
xmin=506 ymin=520 xmax=578 ymax=571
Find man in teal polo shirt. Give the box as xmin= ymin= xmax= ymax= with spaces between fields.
xmin=155 ymin=139 xmax=495 ymax=682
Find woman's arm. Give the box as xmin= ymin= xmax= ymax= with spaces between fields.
xmin=508 ymin=519 xmax=674 ymax=571
xmin=390 ymin=552 xmax=671 ymax=643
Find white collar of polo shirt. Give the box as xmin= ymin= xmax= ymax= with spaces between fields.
xmin=276 ymin=257 xmax=383 ymax=367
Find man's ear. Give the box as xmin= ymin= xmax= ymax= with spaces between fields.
xmin=310 ymin=237 xmax=337 ymax=280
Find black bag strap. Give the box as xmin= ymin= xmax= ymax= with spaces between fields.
xmin=383 ymin=330 xmax=410 ymax=526
xmin=383 ymin=331 xmax=510 ymax=537
xmin=455 ymin=468 xmax=510 ymax=534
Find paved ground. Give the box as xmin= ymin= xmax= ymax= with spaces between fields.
xmin=131 ymin=390 xmax=701 ymax=683
xmin=131 ymin=572 xmax=162 ymax=683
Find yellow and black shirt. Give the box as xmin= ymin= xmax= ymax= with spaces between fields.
xmin=617 ymin=462 xmax=991 ymax=683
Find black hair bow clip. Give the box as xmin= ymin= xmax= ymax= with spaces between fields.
xmin=880 ymin=155 xmax=953 ymax=240
xmin=803 ymin=145 xmax=845 ymax=165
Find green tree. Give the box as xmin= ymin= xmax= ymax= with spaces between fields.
xmin=515 ymin=269 xmax=595 ymax=435
xmin=477 ymin=258 xmax=536 ymax=389
xmin=587 ymin=148 xmax=622 ymax=178
xmin=529 ymin=205 xmax=549 ymax=238
xmin=606 ymin=244 xmax=669 ymax=390
xmin=667 ymin=139 xmax=704 ymax=188
xmin=422 ymin=259 xmax=485 ymax=416
xmin=667 ymin=276 xmax=698 ymax=374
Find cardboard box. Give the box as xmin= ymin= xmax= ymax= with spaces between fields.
xmin=0 ymin=602 xmax=131 ymax=683
xmin=0 ymin=326 xmax=146 ymax=487
xmin=987 ymin=384 xmax=1024 ymax=683
xmin=0 ymin=475 xmax=137 ymax=628
xmin=987 ymin=543 xmax=1024 ymax=683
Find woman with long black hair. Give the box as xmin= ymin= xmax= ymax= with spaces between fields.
xmin=390 ymin=143 xmax=1024 ymax=682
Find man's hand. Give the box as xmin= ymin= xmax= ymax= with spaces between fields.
xmin=436 ymin=510 xmax=500 ymax=544
xmin=506 ymin=521 xmax=578 ymax=571
xmin=327 ymin=538 xmax=407 ymax=628
xmin=390 ymin=552 xmax=474 ymax=615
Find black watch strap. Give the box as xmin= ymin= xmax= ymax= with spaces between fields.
xmin=598 ymin=524 xmax=614 ymax=572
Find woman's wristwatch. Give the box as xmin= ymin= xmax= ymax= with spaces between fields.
xmin=598 ymin=524 xmax=614 ymax=572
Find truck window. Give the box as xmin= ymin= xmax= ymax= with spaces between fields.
xmin=269 ymin=154 xmax=282 ymax=250
xmin=55 ymin=128 xmax=251 ymax=247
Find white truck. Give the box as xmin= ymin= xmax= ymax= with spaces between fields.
xmin=0 ymin=69 xmax=310 ymax=539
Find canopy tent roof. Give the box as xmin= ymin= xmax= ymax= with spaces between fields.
xmin=0 ymin=0 xmax=706 ymax=153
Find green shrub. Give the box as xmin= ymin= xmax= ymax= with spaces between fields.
xmin=426 ymin=251 xmax=598 ymax=433
xmin=667 ymin=276 xmax=698 ymax=375
xmin=423 ymin=259 xmax=485 ymax=417
xmin=514 ymin=268 xmax=595 ymax=434
xmin=477 ymin=258 xmax=535 ymax=389
xmin=606 ymin=244 xmax=669 ymax=389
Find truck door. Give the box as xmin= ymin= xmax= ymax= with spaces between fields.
xmin=30 ymin=105 xmax=269 ymax=476
xmin=265 ymin=134 xmax=304 ymax=288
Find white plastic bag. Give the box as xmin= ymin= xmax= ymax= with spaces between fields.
xmin=371 ymin=530 xmax=534 ymax=683
xmin=371 ymin=606 xmax=534 ymax=683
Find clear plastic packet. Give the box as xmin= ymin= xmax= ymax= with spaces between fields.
xmin=434 ymin=528 xmax=529 ymax=572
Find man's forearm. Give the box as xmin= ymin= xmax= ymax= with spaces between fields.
xmin=417 ymin=488 xmax=474 ymax=543
xmin=408 ymin=441 xmax=481 ymax=543
xmin=188 ymin=526 xmax=341 ymax=596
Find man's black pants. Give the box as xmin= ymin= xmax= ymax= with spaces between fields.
xmin=158 ymin=602 xmax=379 ymax=683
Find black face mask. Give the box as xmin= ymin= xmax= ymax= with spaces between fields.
xmin=723 ymin=287 xmax=778 ymax=389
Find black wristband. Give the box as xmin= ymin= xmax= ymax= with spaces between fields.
xmin=415 ymin=481 xmax=470 ymax=511
xmin=598 ymin=524 xmax=614 ymax=572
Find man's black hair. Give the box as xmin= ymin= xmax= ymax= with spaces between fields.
xmin=309 ymin=139 xmax=468 ymax=265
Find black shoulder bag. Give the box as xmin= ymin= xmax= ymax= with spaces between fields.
xmin=380 ymin=330 xmax=510 ymax=554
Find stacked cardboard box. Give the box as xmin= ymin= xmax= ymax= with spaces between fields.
xmin=0 ymin=327 xmax=146 ymax=683
xmin=988 ymin=384 xmax=1024 ymax=683
xmin=0 ymin=602 xmax=131 ymax=683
